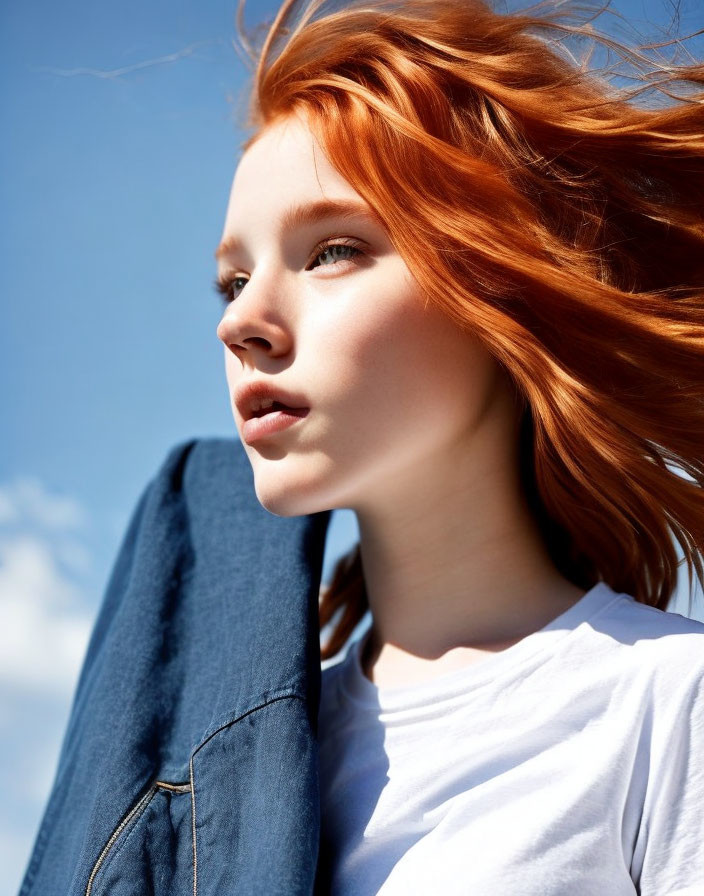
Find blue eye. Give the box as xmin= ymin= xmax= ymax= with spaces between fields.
xmin=312 ymin=242 xmax=362 ymax=268
xmin=213 ymin=237 xmax=366 ymax=305
xmin=213 ymin=274 xmax=248 ymax=304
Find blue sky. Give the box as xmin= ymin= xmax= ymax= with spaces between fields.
xmin=2 ymin=0 xmax=703 ymax=891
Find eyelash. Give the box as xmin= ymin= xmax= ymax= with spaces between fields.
xmin=213 ymin=237 xmax=366 ymax=304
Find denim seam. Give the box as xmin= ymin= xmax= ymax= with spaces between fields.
xmin=155 ymin=780 xmax=191 ymax=793
xmin=190 ymin=692 xmax=305 ymax=896
xmin=190 ymin=752 xmax=198 ymax=896
xmin=85 ymin=781 xmax=192 ymax=895
xmin=192 ymin=687 xmax=304 ymax=754
xmin=85 ymin=783 xmax=158 ymax=895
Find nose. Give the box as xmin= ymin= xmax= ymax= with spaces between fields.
xmin=216 ymin=283 xmax=293 ymax=364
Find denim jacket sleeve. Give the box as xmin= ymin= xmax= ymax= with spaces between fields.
xmin=18 ymin=437 xmax=330 ymax=896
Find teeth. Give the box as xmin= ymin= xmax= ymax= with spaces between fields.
xmin=257 ymin=398 xmax=275 ymax=411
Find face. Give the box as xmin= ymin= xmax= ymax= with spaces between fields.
xmin=215 ymin=113 xmax=514 ymax=517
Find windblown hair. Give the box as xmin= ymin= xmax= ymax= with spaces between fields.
xmin=233 ymin=0 xmax=704 ymax=659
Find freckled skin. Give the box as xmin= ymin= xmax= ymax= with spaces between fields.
xmin=216 ymin=114 xmax=507 ymax=519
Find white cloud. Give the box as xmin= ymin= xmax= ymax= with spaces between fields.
xmin=0 ymin=478 xmax=94 ymax=697
xmin=0 ymin=490 xmax=17 ymax=525
xmin=0 ymin=534 xmax=93 ymax=695
xmin=0 ymin=477 xmax=86 ymax=530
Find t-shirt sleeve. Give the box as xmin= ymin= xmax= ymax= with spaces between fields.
xmin=631 ymin=658 xmax=704 ymax=895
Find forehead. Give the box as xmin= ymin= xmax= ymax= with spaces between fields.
xmin=227 ymin=115 xmax=362 ymax=216
xmin=217 ymin=115 xmax=376 ymax=261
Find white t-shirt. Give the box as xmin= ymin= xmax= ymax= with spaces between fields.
xmin=317 ymin=582 xmax=704 ymax=895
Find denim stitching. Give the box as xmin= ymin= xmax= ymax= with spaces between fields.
xmin=85 ymin=784 xmax=158 ymax=895
xmin=192 ymin=690 xmax=303 ymax=756
xmin=189 ymin=693 xmax=305 ymax=896
xmin=85 ymin=781 xmax=192 ymax=895
xmin=155 ymin=781 xmax=191 ymax=793
xmin=190 ymin=752 xmax=198 ymax=896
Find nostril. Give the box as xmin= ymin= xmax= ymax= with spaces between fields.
xmin=244 ymin=336 xmax=272 ymax=350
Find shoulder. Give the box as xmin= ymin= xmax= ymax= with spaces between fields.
xmin=595 ymin=586 xmax=704 ymax=698
xmin=599 ymin=586 xmax=704 ymax=645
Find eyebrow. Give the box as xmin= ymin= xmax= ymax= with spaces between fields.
xmin=214 ymin=197 xmax=378 ymax=260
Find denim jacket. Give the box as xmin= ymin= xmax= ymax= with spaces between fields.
xmin=19 ymin=437 xmax=331 ymax=896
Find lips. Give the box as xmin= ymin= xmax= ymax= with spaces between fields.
xmin=250 ymin=400 xmax=300 ymax=418
xmin=233 ymin=379 xmax=310 ymax=445
xmin=234 ymin=380 xmax=310 ymax=423
xmin=241 ymin=405 xmax=309 ymax=445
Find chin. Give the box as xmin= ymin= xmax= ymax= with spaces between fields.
xmin=247 ymin=448 xmax=357 ymax=517
xmin=251 ymin=467 xmax=332 ymax=518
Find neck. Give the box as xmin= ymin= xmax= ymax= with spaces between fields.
xmin=352 ymin=413 xmax=582 ymax=660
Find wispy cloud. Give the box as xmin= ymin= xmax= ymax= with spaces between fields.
xmin=0 ymin=476 xmax=86 ymax=529
xmin=29 ymin=40 xmax=214 ymax=80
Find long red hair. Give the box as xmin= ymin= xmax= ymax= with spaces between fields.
xmin=232 ymin=0 xmax=704 ymax=658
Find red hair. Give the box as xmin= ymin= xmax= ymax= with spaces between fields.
xmin=232 ymin=0 xmax=704 ymax=658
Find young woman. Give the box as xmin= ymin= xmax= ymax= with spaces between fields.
xmin=19 ymin=0 xmax=704 ymax=893
xmin=214 ymin=0 xmax=704 ymax=891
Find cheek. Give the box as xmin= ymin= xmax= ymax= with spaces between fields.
xmin=317 ymin=290 xmax=453 ymax=428
xmin=319 ymin=297 xmax=416 ymax=404
xmin=350 ymin=299 xmax=497 ymax=440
